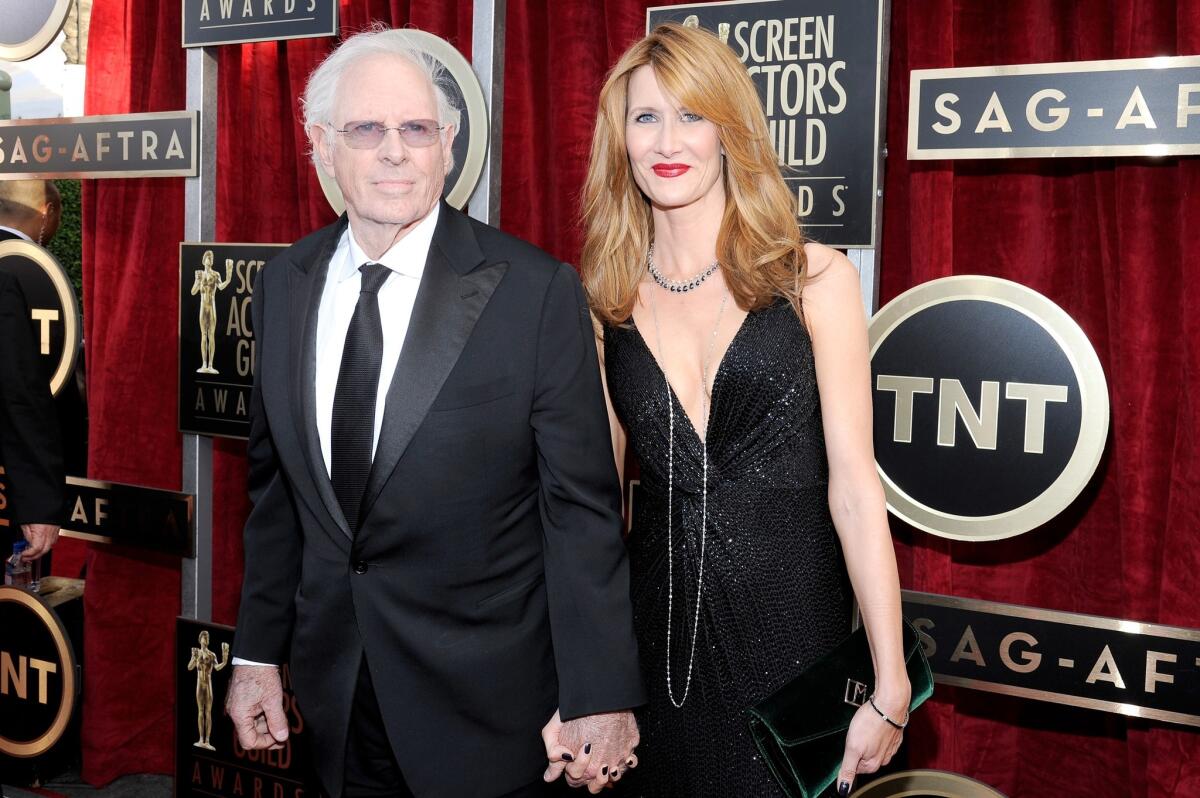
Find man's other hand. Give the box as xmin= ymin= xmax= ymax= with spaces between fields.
xmin=225 ymin=664 xmax=289 ymax=750
xmin=20 ymin=523 xmax=59 ymax=560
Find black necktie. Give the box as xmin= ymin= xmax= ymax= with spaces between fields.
xmin=331 ymin=262 xmax=391 ymax=533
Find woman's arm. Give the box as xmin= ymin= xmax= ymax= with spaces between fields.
xmin=802 ymin=243 xmax=909 ymax=789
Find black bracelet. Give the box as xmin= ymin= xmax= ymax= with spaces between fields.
xmin=868 ymin=695 xmax=908 ymax=730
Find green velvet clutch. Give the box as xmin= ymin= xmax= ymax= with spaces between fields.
xmin=747 ymin=619 xmax=934 ymax=798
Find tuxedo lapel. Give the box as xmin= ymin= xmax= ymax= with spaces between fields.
xmin=360 ymin=204 xmax=507 ymax=523
xmin=289 ymin=215 xmax=353 ymax=540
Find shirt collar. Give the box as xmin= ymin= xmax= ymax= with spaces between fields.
xmin=339 ymin=202 xmax=441 ymax=283
xmin=0 ymin=225 xmax=32 ymax=242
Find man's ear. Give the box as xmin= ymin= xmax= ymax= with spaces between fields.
xmin=441 ymin=124 xmax=457 ymax=175
xmin=312 ymin=124 xmax=336 ymax=178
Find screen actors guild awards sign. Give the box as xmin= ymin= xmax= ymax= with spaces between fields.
xmin=0 ymin=586 xmax=78 ymax=758
xmin=647 ymin=0 xmax=886 ymax=248
xmin=178 ymin=243 xmax=285 ymax=439
xmin=182 ymin=0 xmax=338 ymax=48
xmin=909 ymin=56 xmax=1200 ymax=159
xmin=317 ymin=30 xmax=489 ymax=214
xmin=0 ymin=239 xmax=79 ymax=398
xmin=904 ymin=591 xmax=1200 ymax=728
xmin=176 ymin=619 xmax=322 ymax=798
xmin=0 ymin=0 xmax=71 ymax=62
xmin=0 ymin=112 xmax=198 ymax=179
xmin=870 ymin=276 xmax=1109 ymax=541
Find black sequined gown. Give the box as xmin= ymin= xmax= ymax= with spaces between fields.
xmin=604 ymin=299 xmax=853 ymax=797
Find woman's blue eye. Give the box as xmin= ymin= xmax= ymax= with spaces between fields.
xmin=681 ymin=112 xmax=703 ymax=123
xmin=634 ymin=112 xmax=657 ymax=123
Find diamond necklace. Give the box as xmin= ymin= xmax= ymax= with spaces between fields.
xmin=647 ymin=243 xmax=721 ymax=293
xmin=648 ymin=287 xmax=728 ymax=708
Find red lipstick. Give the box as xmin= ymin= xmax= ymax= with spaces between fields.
xmin=652 ymin=163 xmax=690 ymax=178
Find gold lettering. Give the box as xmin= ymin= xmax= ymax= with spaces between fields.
xmin=95 ymin=131 xmax=111 ymax=161
xmin=1116 ymin=86 xmax=1156 ymax=130
xmin=1 ymin=651 xmax=27 ymax=699
xmin=70 ymin=495 xmax=87 ymax=523
xmin=33 ymin=134 xmax=52 ymax=163
xmin=949 ymin=625 xmax=986 ymax=667
xmin=72 ymin=134 xmax=89 ymax=162
xmin=141 ymin=130 xmax=158 ymax=160
xmin=95 ymin=497 xmax=108 ymax=526
xmin=29 ymin=308 xmax=59 ymax=355
xmin=29 ymin=657 xmax=57 ymax=704
xmin=165 ymin=130 xmax=185 ymax=160
xmin=999 ymin=631 xmax=1042 ymax=673
xmin=1085 ymin=645 xmax=1126 ymax=689
xmin=195 ymin=387 xmax=206 ymax=411
xmin=10 ymin=136 xmax=28 ymax=164
xmin=1177 ymin=83 xmax=1200 ymax=128
xmin=975 ymin=92 xmax=1013 ymax=134
xmin=1145 ymin=650 xmax=1176 ymax=694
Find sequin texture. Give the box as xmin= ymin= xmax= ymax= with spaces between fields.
xmin=605 ymin=299 xmax=853 ymax=797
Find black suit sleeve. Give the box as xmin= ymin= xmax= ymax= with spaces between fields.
xmin=232 ymin=268 xmax=302 ymax=664
xmin=532 ymin=263 xmax=646 ymax=720
xmin=0 ymin=273 xmax=65 ymax=527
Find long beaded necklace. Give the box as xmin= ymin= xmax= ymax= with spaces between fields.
xmin=648 ymin=279 xmax=728 ymax=708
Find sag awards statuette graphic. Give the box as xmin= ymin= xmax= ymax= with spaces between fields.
xmin=191 ymin=250 xmax=234 ymax=374
xmin=178 ymin=242 xmax=286 ymax=439
xmin=187 ymin=630 xmax=230 ymax=751
xmin=176 ymin=619 xmax=323 ymax=798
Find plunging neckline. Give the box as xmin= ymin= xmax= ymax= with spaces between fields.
xmin=628 ymin=308 xmax=754 ymax=446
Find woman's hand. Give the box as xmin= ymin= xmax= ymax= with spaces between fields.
xmin=836 ymin=687 xmax=909 ymax=795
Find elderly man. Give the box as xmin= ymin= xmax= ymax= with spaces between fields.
xmin=225 ymin=28 xmax=643 ymax=798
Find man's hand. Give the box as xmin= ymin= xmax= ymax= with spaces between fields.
xmin=225 ymin=664 xmax=289 ymax=750
xmin=20 ymin=523 xmax=59 ymax=560
xmin=542 ymin=709 xmax=638 ymax=793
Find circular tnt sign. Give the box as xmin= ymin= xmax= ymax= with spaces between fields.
xmin=0 ymin=239 xmax=80 ymax=398
xmin=0 ymin=586 xmax=78 ymax=758
xmin=0 ymin=0 xmax=71 ymax=62
xmin=870 ymin=276 xmax=1109 ymax=542
xmin=851 ymin=769 xmax=1008 ymax=798
xmin=318 ymin=30 xmax=489 ymax=214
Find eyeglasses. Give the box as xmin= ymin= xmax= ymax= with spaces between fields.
xmin=333 ymin=120 xmax=445 ymax=149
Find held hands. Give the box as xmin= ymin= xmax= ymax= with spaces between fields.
xmin=837 ymin=685 xmax=910 ymax=796
xmin=225 ymin=664 xmax=289 ymax=750
xmin=542 ymin=709 xmax=639 ymax=793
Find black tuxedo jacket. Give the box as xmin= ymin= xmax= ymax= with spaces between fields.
xmin=233 ymin=203 xmax=645 ymax=798
xmin=0 ymin=265 xmax=66 ymax=534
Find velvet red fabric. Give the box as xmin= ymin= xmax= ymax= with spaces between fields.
xmin=70 ymin=0 xmax=1198 ymax=794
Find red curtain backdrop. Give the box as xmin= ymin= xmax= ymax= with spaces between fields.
xmin=65 ymin=0 xmax=1198 ymax=794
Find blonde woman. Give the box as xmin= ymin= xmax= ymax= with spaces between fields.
xmin=570 ymin=23 xmax=910 ymax=796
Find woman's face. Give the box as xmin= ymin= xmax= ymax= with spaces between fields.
xmin=624 ymin=65 xmax=724 ymax=214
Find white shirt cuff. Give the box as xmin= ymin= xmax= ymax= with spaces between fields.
xmin=232 ymin=656 xmax=278 ymax=667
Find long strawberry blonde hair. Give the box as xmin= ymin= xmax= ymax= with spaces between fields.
xmin=580 ymin=22 xmax=808 ymax=326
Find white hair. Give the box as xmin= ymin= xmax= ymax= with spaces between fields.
xmin=302 ymin=25 xmax=462 ymax=171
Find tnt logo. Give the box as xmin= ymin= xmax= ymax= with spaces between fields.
xmin=869 ymin=277 xmax=1108 ymax=542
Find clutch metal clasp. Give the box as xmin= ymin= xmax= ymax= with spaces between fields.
xmin=844 ymin=679 xmax=869 ymax=707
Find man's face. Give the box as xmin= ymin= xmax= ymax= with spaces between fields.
xmin=313 ymin=54 xmax=455 ymax=237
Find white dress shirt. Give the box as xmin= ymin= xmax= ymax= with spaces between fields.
xmin=233 ymin=204 xmax=440 ymax=669
xmin=314 ymin=203 xmax=440 ymax=474
xmin=0 ymin=225 xmax=32 ymax=241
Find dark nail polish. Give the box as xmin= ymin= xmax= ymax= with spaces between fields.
xmin=601 ymin=766 xmax=609 ymax=776
xmin=584 ymin=743 xmax=592 ymax=755
xmin=561 ymin=752 xmax=573 ymax=762
xmin=838 ymin=781 xmax=851 ymax=797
